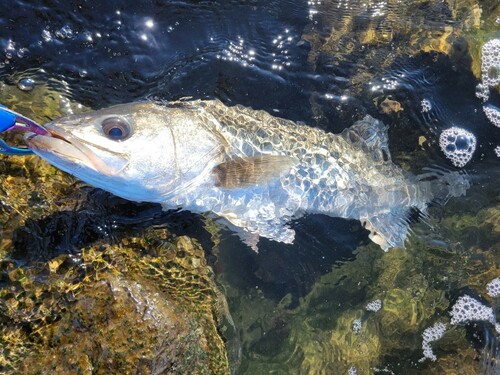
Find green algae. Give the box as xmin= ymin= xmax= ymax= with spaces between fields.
xmin=223 ymin=200 xmax=499 ymax=374
xmin=0 ymin=233 xmax=230 ymax=374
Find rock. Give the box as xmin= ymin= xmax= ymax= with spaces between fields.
xmin=0 ymin=234 xmax=230 ymax=374
xmin=302 ymin=0 xmax=495 ymax=91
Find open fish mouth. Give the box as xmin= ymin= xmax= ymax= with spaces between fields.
xmin=24 ymin=123 xmax=117 ymax=176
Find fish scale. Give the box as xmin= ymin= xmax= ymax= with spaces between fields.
xmin=25 ymin=99 xmax=470 ymax=251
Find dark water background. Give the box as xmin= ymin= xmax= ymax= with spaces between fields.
xmin=0 ymin=0 xmax=499 ymax=373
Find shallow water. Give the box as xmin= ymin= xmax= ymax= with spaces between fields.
xmin=0 ymin=0 xmax=499 ymax=373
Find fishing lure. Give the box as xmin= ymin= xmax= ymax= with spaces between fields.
xmin=0 ymin=105 xmax=47 ymax=155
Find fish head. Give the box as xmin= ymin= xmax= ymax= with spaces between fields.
xmin=25 ymin=102 xmax=224 ymax=202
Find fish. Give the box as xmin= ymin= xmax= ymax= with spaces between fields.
xmin=25 ymin=99 xmax=470 ymax=251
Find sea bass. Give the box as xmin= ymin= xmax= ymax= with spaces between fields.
xmin=25 ymin=100 xmax=469 ymax=250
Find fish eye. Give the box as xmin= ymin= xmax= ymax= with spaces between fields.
xmin=101 ymin=117 xmax=131 ymax=141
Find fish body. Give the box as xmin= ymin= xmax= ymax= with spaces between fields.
xmin=25 ymin=100 xmax=469 ymax=250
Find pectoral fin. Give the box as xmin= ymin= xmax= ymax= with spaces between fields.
xmin=342 ymin=115 xmax=391 ymax=163
xmin=212 ymin=155 xmax=296 ymax=188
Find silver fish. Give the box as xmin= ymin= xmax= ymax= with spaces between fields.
xmin=25 ymin=99 xmax=470 ymax=250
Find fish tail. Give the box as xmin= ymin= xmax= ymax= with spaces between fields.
xmin=358 ymin=168 xmax=470 ymax=251
xmin=416 ymin=166 xmax=471 ymax=206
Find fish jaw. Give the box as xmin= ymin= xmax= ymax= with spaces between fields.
xmin=25 ymin=123 xmax=121 ymax=177
xmin=25 ymin=125 xmax=164 ymax=203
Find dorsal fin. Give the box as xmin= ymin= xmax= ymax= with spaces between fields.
xmin=212 ymin=155 xmax=296 ymax=188
xmin=341 ymin=115 xmax=391 ymax=163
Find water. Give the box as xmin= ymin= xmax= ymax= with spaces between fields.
xmin=0 ymin=0 xmax=499 ymax=373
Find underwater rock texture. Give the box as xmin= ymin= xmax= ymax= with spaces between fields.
xmin=302 ymin=0 xmax=497 ymax=79
xmin=0 ymin=235 xmax=229 ymax=374
xmin=220 ymin=191 xmax=499 ymax=374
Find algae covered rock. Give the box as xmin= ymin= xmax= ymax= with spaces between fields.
xmin=0 ymin=82 xmax=89 ymax=260
xmin=0 ymin=233 xmax=230 ymax=374
xmin=222 ymin=199 xmax=499 ymax=374
xmin=302 ymin=0 xmax=498 ymax=98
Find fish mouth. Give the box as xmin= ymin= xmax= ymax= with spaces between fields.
xmin=25 ymin=123 xmax=117 ymax=176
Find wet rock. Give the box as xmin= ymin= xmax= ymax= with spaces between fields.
xmin=302 ymin=0 xmax=496 ymax=96
xmin=378 ymin=97 xmax=403 ymax=114
xmin=0 ymin=234 xmax=230 ymax=374
xmin=222 ymin=200 xmax=499 ymax=374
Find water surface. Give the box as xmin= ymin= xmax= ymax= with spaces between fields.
xmin=0 ymin=0 xmax=499 ymax=373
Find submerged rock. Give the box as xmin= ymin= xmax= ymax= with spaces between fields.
xmin=0 ymin=233 xmax=230 ymax=374
xmin=220 ymin=199 xmax=499 ymax=374
xmin=302 ymin=0 xmax=489 ymax=79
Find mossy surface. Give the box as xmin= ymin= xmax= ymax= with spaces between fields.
xmin=223 ymin=201 xmax=499 ymax=374
xmin=0 ymin=232 xmax=230 ymax=374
